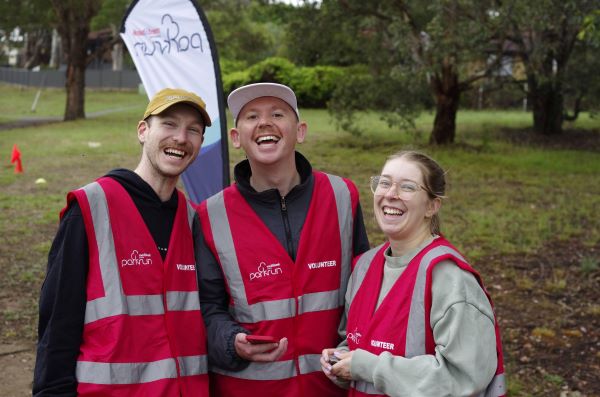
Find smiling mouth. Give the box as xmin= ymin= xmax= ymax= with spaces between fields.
xmin=383 ymin=206 xmax=405 ymax=216
xmin=256 ymin=135 xmax=280 ymax=145
xmin=164 ymin=148 xmax=185 ymax=159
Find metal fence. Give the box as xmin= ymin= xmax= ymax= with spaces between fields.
xmin=0 ymin=67 xmax=141 ymax=89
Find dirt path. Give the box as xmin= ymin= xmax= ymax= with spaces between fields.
xmin=0 ymin=344 xmax=35 ymax=397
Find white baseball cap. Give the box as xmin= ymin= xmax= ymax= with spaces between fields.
xmin=227 ymin=83 xmax=300 ymax=124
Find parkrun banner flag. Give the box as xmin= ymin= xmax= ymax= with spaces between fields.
xmin=120 ymin=0 xmax=229 ymax=204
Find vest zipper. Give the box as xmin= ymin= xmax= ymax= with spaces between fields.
xmin=280 ymin=195 xmax=295 ymax=260
xmin=281 ymin=194 xmax=301 ymax=379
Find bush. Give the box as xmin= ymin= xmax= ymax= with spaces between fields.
xmin=289 ymin=66 xmax=345 ymax=108
xmin=221 ymin=57 xmax=348 ymax=108
xmin=222 ymin=70 xmax=251 ymax=96
xmin=247 ymin=57 xmax=296 ymax=85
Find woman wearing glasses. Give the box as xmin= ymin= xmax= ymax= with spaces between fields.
xmin=321 ymin=151 xmax=506 ymax=396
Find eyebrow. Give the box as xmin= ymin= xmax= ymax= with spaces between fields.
xmin=380 ymin=175 xmax=420 ymax=184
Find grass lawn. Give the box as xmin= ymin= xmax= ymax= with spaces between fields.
xmin=0 ymin=85 xmax=599 ymax=396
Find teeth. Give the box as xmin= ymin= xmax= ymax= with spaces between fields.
xmin=256 ymin=135 xmax=280 ymax=144
xmin=383 ymin=207 xmax=404 ymax=216
xmin=165 ymin=148 xmax=185 ymax=158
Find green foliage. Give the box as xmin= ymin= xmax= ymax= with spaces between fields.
xmin=91 ymin=0 xmax=130 ymax=31
xmin=0 ymin=0 xmax=55 ymax=34
xmin=221 ymin=57 xmax=349 ymax=108
xmin=205 ymin=1 xmax=278 ymax=66
xmin=328 ymin=65 xmax=428 ymax=135
xmin=288 ymin=65 xmax=345 ymax=108
xmin=281 ymin=0 xmax=368 ymax=66
xmin=246 ymin=57 xmax=296 ymax=83
xmin=498 ymin=0 xmax=600 ymax=133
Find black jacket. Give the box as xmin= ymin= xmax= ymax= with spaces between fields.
xmin=196 ymin=151 xmax=370 ymax=371
xmin=33 ymin=169 xmax=188 ymax=396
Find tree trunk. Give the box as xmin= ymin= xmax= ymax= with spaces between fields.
xmin=529 ymin=78 xmax=564 ymax=135
xmin=429 ymin=65 xmax=461 ymax=145
xmin=51 ymin=0 xmax=102 ymax=121
xmin=62 ymin=26 xmax=88 ymax=120
xmin=64 ymin=59 xmax=86 ymax=120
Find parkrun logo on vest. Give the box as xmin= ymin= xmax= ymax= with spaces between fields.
xmin=121 ymin=250 xmax=153 ymax=267
xmin=249 ymin=262 xmax=282 ymax=281
xmin=307 ymin=259 xmax=337 ymax=270
xmin=347 ymin=327 xmax=362 ymax=345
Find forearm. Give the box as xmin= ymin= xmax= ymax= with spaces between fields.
xmin=200 ymin=284 xmax=250 ymax=371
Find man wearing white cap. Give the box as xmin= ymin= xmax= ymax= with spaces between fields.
xmin=196 ymin=83 xmax=370 ymax=396
xmin=34 ymin=88 xmax=211 ymax=396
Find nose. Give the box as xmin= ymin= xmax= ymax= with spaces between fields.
xmin=383 ymin=182 xmax=401 ymax=199
xmin=257 ymin=113 xmax=273 ymax=128
xmin=172 ymin=126 xmax=188 ymax=143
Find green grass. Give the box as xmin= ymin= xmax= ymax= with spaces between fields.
xmin=298 ymin=109 xmax=600 ymax=259
xmin=0 ymin=85 xmax=598 ymax=395
xmin=1 ymin=87 xmax=599 ymax=260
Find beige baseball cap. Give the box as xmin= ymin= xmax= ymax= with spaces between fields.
xmin=227 ymin=83 xmax=300 ymax=123
xmin=143 ymin=88 xmax=212 ymax=127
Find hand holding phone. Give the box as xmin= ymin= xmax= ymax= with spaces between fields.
xmin=328 ymin=355 xmax=340 ymax=365
xmin=246 ymin=335 xmax=278 ymax=344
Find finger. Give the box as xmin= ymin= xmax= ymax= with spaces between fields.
xmin=321 ymin=347 xmax=335 ymax=362
xmin=320 ymin=356 xmax=332 ymax=372
xmin=250 ymin=338 xmax=288 ymax=362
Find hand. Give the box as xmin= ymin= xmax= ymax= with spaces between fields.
xmin=330 ymin=350 xmax=354 ymax=381
xmin=320 ymin=348 xmax=338 ymax=382
xmin=234 ymin=333 xmax=288 ymax=362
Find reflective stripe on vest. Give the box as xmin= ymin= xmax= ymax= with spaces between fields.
xmin=405 ymin=245 xmax=467 ymax=358
xmin=349 ymin=244 xmax=385 ymax=303
xmin=210 ymin=353 xmax=322 ymax=380
xmin=82 ymin=182 xmax=200 ymax=323
xmin=76 ymin=355 xmax=207 ymax=384
xmin=205 ymin=174 xmax=353 ymax=323
xmin=77 ymin=182 xmax=206 ymax=385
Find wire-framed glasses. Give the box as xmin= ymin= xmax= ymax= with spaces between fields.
xmin=370 ymin=175 xmax=429 ymax=199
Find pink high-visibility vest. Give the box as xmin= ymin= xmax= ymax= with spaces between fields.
xmin=198 ymin=171 xmax=358 ymax=397
xmin=67 ymin=177 xmax=208 ymax=396
xmin=347 ymin=238 xmax=505 ymax=397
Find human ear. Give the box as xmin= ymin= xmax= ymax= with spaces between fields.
xmin=296 ymin=122 xmax=307 ymax=144
xmin=137 ymin=120 xmax=148 ymax=144
xmin=426 ymin=197 xmax=442 ymax=218
xmin=230 ymin=128 xmax=241 ymax=149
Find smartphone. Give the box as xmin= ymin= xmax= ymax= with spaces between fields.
xmin=328 ymin=355 xmax=340 ymax=365
xmin=246 ymin=335 xmax=278 ymax=344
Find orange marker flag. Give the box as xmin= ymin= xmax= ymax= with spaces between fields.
xmin=10 ymin=144 xmax=23 ymax=173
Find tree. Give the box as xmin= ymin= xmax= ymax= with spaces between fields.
xmin=0 ymin=0 xmax=55 ymax=69
xmin=281 ymin=0 xmax=368 ymax=66
xmin=202 ymin=0 xmax=278 ymax=68
xmin=320 ymin=0 xmax=509 ymax=144
xmin=91 ymin=0 xmax=130 ymax=71
xmin=50 ymin=0 xmax=102 ymax=120
xmin=502 ymin=0 xmax=599 ymax=135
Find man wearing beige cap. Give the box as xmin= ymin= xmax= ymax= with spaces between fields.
xmin=34 ymin=88 xmax=211 ymax=397
xmin=196 ymin=83 xmax=370 ymax=397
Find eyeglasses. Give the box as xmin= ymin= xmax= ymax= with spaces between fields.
xmin=370 ymin=175 xmax=429 ymax=199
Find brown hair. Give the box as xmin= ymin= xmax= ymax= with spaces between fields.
xmin=386 ymin=150 xmax=446 ymax=235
